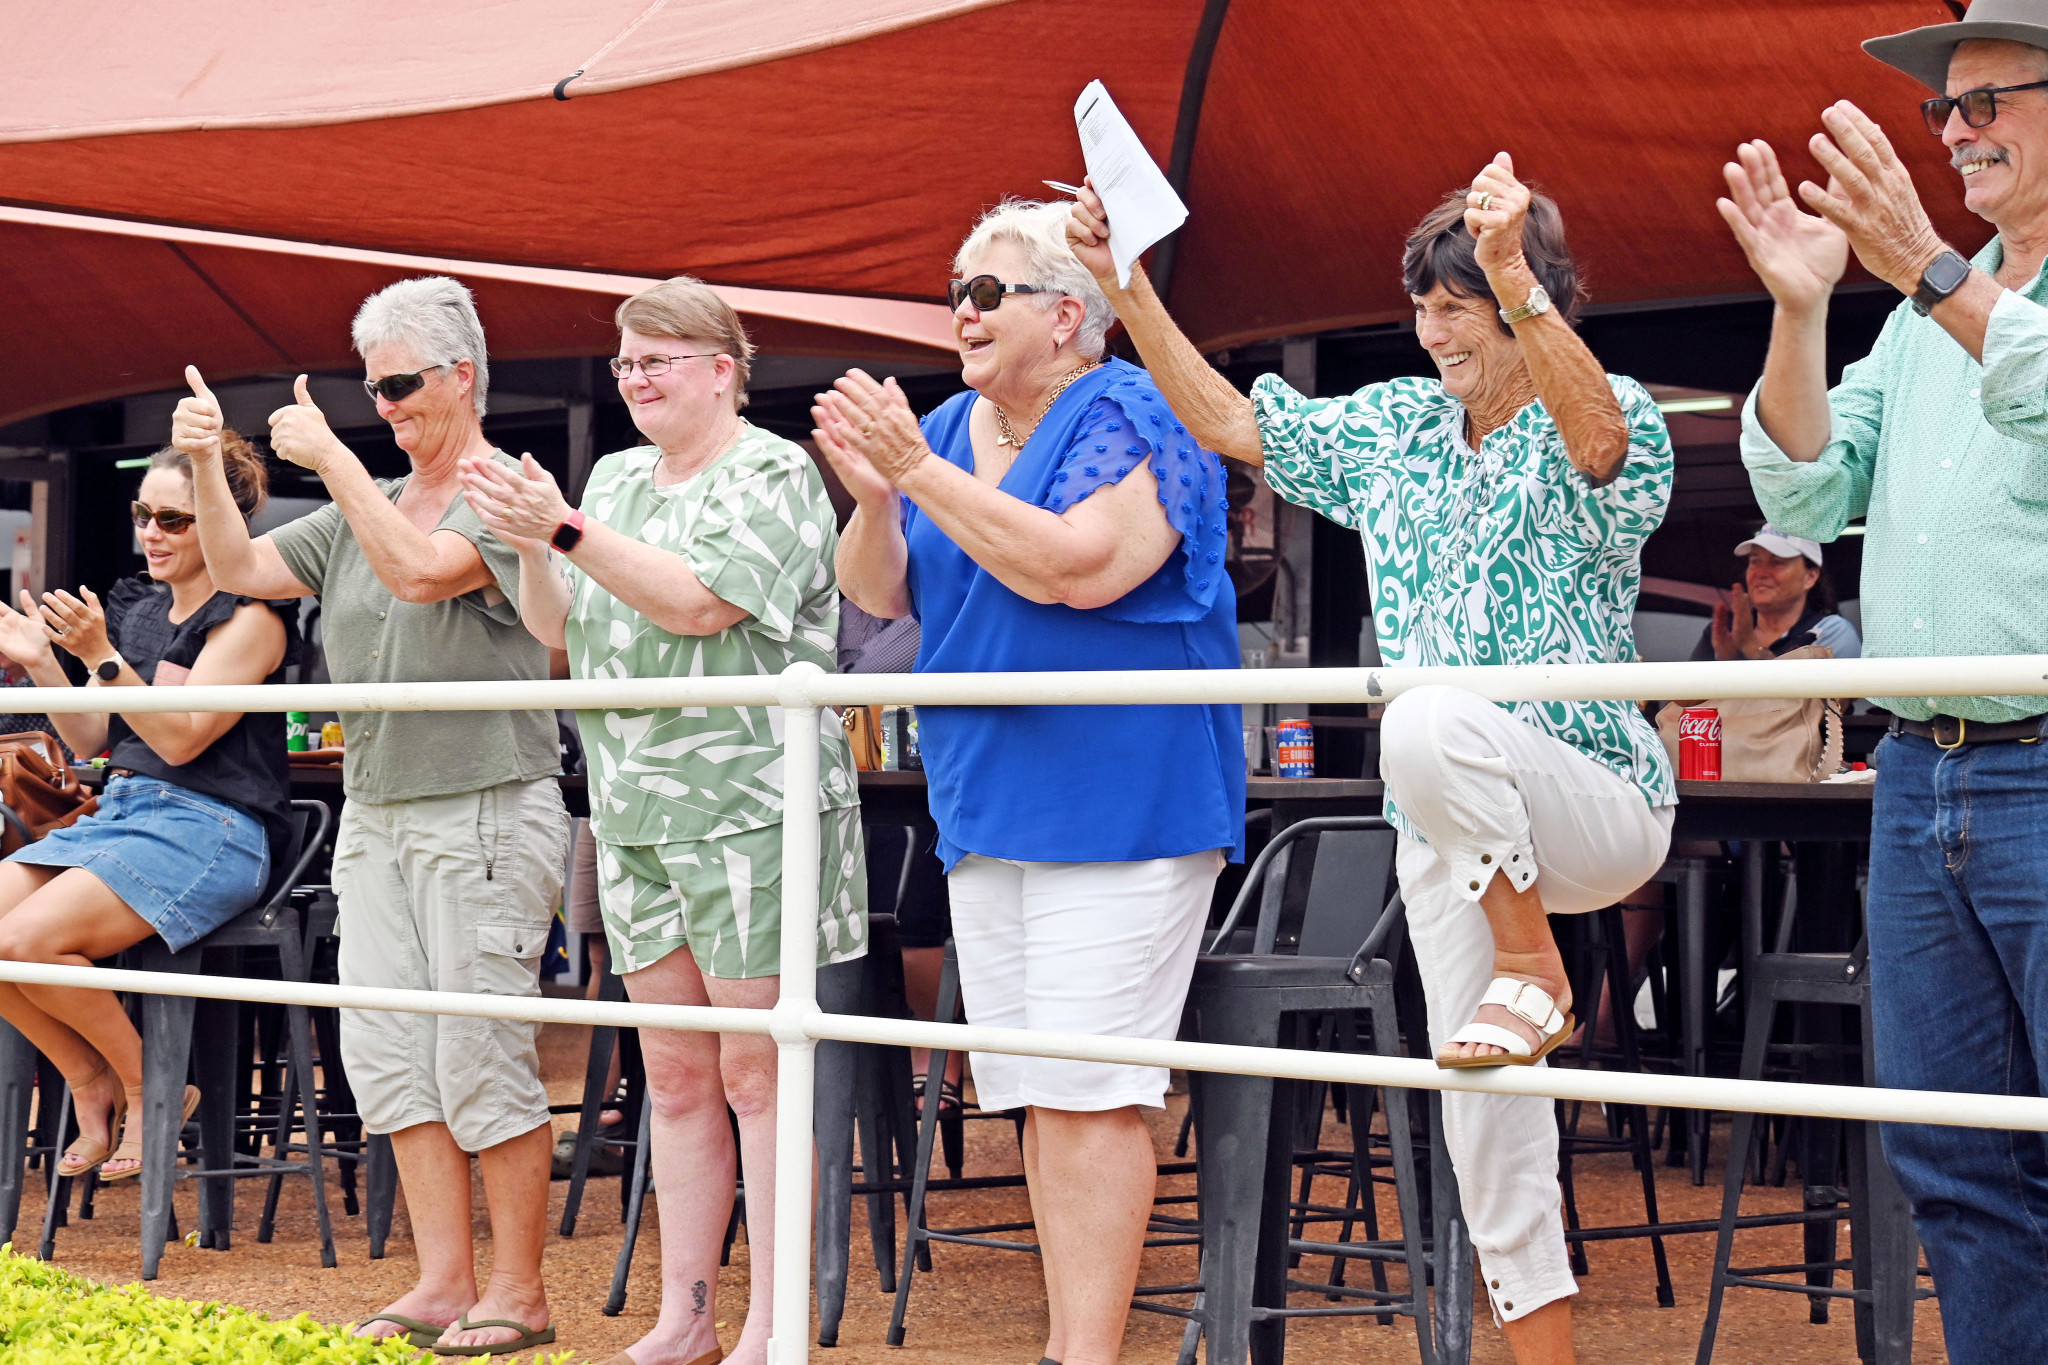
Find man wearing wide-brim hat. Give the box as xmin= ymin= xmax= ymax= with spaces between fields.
xmin=1720 ymin=3 xmax=2048 ymax=1360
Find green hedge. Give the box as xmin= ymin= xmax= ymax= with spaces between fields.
xmin=0 ymin=1245 xmax=571 ymax=1362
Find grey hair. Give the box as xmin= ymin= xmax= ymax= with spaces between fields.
xmin=350 ymin=276 xmax=491 ymax=418
xmin=952 ymin=199 xmax=1114 ymax=360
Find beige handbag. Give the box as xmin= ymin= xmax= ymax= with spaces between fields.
xmin=1655 ymin=643 xmax=1844 ymax=784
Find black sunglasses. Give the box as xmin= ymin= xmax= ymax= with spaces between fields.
xmin=1921 ymin=79 xmax=2048 ymax=134
xmin=947 ymin=275 xmax=1058 ymax=312
xmin=132 ymin=501 xmax=196 ymax=534
xmin=362 ymin=363 xmax=449 ymax=403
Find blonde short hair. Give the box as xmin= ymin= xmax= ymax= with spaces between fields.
xmin=614 ymin=276 xmax=755 ymax=409
xmin=952 ymin=199 xmax=1114 ymax=360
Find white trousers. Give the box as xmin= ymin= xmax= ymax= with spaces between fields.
xmin=1380 ymin=685 xmax=1673 ymax=1321
xmin=948 ymin=850 xmax=1223 ymax=1112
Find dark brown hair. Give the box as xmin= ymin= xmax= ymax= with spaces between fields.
xmin=150 ymin=428 xmax=269 ymax=520
xmin=1401 ymin=186 xmax=1584 ymax=335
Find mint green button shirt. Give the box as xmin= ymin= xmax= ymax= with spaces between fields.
xmin=1741 ymin=237 xmax=2048 ymax=722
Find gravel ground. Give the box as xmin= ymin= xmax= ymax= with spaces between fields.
xmin=6 ymin=1021 xmax=1947 ymax=1363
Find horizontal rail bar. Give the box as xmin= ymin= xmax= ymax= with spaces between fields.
xmin=2 ymin=959 xmax=2044 ymax=1133
xmin=5 ymin=654 xmax=2048 ymax=714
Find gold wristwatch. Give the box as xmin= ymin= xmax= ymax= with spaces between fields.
xmin=1498 ymin=284 xmax=1552 ymax=326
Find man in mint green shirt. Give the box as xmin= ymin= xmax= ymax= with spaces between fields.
xmin=1722 ymin=16 xmax=2048 ymax=1359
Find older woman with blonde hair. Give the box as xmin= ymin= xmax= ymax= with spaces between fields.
xmin=456 ymin=276 xmax=865 ymax=1365
xmin=814 ymin=202 xmax=1243 ymax=1365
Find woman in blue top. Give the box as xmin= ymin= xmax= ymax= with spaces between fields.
xmin=815 ymin=199 xmax=1241 ymax=1365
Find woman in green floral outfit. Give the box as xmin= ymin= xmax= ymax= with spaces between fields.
xmin=457 ymin=277 xmax=864 ymax=1365
xmin=1069 ymin=157 xmax=1675 ymax=1363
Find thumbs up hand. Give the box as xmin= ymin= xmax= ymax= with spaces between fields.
xmin=171 ymin=366 xmax=225 ymax=461
xmin=268 ymin=374 xmax=348 ymax=478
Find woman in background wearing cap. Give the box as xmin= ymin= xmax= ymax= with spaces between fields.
xmin=1694 ymin=524 xmax=1861 ymax=661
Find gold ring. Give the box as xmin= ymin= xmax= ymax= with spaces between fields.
xmin=862 ymin=423 xmax=875 ymax=436
xmin=1477 ymin=192 xmax=1494 ymax=211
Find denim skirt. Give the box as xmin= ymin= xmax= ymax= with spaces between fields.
xmin=10 ymin=775 xmax=270 ymax=951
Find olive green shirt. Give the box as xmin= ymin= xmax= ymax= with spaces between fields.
xmin=268 ymin=454 xmax=559 ymax=804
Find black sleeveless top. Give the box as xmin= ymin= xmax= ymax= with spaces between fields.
xmin=104 ymin=577 xmax=302 ymax=858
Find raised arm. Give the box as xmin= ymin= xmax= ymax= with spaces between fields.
xmin=1464 ymin=153 xmax=1629 ymax=484
xmin=456 ymin=454 xmax=745 ymax=640
xmin=268 ymin=376 xmax=495 ymax=604
xmin=1065 ymin=190 xmax=1262 ymax=463
xmin=819 ymin=424 xmax=914 ymax=619
xmin=172 ymin=367 xmax=315 ymax=599
xmin=813 ymin=372 xmax=1181 ymax=611
xmin=1717 ymin=140 xmax=1852 ymax=461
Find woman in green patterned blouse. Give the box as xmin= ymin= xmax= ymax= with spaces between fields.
xmin=457 ymin=277 xmax=865 ymax=1365
xmin=1070 ymin=156 xmax=1676 ymax=1361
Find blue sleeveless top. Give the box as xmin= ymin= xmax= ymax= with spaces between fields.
xmin=903 ymin=357 xmax=1246 ymax=871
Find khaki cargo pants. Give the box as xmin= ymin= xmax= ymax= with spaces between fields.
xmin=334 ymin=777 xmax=570 ymax=1153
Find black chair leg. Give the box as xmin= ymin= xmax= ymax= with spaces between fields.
xmin=1428 ymin=1091 xmax=1474 ymax=1365
xmin=37 ymin=1081 xmax=76 ymax=1259
xmin=366 ymin=1133 xmax=396 ymax=1259
xmin=604 ymin=1092 xmax=656 ymax=1315
xmin=281 ymin=990 xmax=336 ymax=1268
xmin=812 ymin=959 xmax=863 ymax=1347
xmin=562 ymin=967 xmax=626 ymax=1237
xmin=191 ymin=997 xmax=238 ymax=1249
xmin=0 ymin=1018 xmax=35 ymax=1247
xmin=887 ymin=942 xmax=959 ymax=1346
xmin=140 ymin=989 xmax=197 ymax=1280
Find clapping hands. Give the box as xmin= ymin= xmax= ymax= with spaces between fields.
xmin=457 ymin=453 xmax=572 ymax=551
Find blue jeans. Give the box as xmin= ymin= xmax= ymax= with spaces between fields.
xmin=1868 ymin=731 xmax=2048 ymax=1362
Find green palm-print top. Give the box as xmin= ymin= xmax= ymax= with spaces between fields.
xmin=1252 ymin=372 xmax=1678 ymax=829
xmin=566 ymin=424 xmax=859 ymax=848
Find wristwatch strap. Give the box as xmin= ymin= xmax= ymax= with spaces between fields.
xmin=550 ymin=509 xmax=587 ymax=553
xmin=1498 ymin=284 xmax=1551 ymax=326
xmin=1911 ymin=249 xmax=1971 ymax=316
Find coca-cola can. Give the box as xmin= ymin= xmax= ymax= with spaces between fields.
xmin=1678 ymin=706 xmax=1722 ymax=781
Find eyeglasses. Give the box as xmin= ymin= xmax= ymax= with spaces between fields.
xmin=608 ymin=353 xmax=720 ymax=378
xmin=362 ymin=364 xmax=449 ymax=403
xmin=947 ymin=275 xmax=1058 ymax=312
xmin=1921 ymin=79 xmax=2048 ymax=134
xmin=132 ymin=502 xmax=196 ymax=534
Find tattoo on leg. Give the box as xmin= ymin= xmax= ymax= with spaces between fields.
xmin=691 ymin=1280 xmax=708 ymax=1316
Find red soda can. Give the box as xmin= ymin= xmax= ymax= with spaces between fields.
xmin=1678 ymin=706 xmax=1722 ymax=781
xmin=1276 ymin=720 xmax=1316 ymax=778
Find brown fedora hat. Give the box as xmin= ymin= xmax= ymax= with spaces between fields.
xmin=1865 ymin=0 xmax=2048 ymax=93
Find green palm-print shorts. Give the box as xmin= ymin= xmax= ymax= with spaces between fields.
xmin=592 ymin=805 xmax=868 ymax=978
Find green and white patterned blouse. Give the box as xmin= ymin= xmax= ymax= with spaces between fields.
xmin=1252 ymin=372 xmax=1677 ymax=826
xmin=566 ymin=424 xmax=860 ymax=848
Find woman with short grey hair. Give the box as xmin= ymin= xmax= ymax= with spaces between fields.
xmin=172 ymin=275 xmax=567 ymax=1358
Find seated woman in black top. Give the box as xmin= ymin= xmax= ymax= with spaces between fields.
xmin=0 ymin=433 xmax=296 ymax=1181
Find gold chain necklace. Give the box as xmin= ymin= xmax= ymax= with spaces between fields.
xmin=994 ymin=360 xmax=1103 ymax=447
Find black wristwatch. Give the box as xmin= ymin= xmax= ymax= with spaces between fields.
xmin=92 ymin=655 xmax=122 ymax=682
xmin=1911 ymin=248 xmax=1972 ymax=315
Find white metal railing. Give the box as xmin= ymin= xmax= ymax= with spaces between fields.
xmin=3 ymin=655 xmax=2044 ymax=1365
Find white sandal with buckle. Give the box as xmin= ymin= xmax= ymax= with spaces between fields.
xmin=1437 ymin=978 xmax=1574 ymax=1069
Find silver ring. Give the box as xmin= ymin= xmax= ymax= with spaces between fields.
xmin=1477 ymin=192 xmax=1494 ymax=212
xmin=862 ymin=423 xmax=875 ymax=436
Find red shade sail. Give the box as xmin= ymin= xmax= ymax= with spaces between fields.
xmin=0 ymin=0 xmax=1993 ymax=423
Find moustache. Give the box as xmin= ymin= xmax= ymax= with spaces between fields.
xmin=1952 ymin=145 xmax=2011 ymax=170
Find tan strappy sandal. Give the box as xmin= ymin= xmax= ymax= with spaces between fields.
xmin=99 ymin=1084 xmax=199 ymax=1182
xmin=53 ymin=1070 xmax=125 ymax=1179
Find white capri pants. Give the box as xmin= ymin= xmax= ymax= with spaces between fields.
xmin=1380 ymin=685 xmax=1672 ymax=1322
xmin=948 ymin=849 xmax=1224 ymax=1112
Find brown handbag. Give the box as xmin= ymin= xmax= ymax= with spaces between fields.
xmin=0 ymin=731 xmax=97 ymax=855
xmin=1655 ymin=643 xmax=1845 ymax=784
xmin=842 ymin=706 xmax=887 ymax=772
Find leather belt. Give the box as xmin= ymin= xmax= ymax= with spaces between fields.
xmin=1890 ymin=714 xmax=2048 ymax=749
